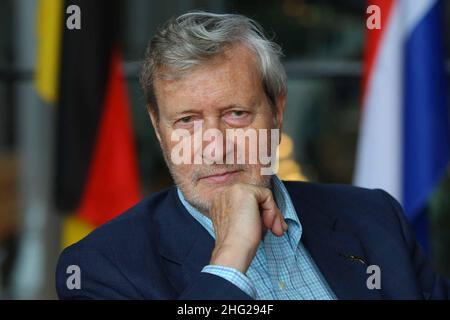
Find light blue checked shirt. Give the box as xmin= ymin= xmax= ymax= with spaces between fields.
xmin=177 ymin=175 xmax=337 ymax=300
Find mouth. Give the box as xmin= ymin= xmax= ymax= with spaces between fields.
xmin=199 ymin=170 xmax=242 ymax=184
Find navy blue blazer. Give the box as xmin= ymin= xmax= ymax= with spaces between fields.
xmin=56 ymin=181 xmax=450 ymax=299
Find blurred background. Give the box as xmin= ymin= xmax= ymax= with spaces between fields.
xmin=0 ymin=0 xmax=449 ymax=299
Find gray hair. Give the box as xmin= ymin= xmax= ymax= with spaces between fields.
xmin=139 ymin=11 xmax=287 ymax=115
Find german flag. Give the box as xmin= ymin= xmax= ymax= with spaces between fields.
xmin=54 ymin=0 xmax=141 ymax=248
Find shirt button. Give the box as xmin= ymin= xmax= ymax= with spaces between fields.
xmin=279 ymin=281 xmax=286 ymax=290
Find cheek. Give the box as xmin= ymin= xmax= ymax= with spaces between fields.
xmin=159 ymin=135 xmax=195 ymax=175
xmin=251 ymin=106 xmax=277 ymax=128
xmin=173 ymin=165 xmax=195 ymax=179
xmin=251 ymin=113 xmax=278 ymax=143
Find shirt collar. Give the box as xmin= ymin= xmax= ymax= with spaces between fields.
xmin=177 ymin=187 xmax=216 ymax=238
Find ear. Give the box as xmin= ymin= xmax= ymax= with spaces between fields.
xmin=148 ymin=106 xmax=162 ymax=143
xmin=274 ymin=92 xmax=286 ymax=130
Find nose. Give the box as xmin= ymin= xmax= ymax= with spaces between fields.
xmin=199 ymin=117 xmax=229 ymax=165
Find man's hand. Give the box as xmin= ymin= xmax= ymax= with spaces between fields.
xmin=209 ymin=183 xmax=288 ymax=273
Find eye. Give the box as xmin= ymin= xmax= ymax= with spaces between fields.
xmin=223 ymin=109 xmax=252 ymax=127
xmin=229 ymin=110 xmax=247 ymax=118
xmin=179 ymin=116 xmax=193 ymax=123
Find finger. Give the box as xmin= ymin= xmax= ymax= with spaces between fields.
xmin=270 ymin=212 xmax=288 ymax=237
xmin=253 ymin=187 xmax=287 ymax=236
xmin=256 ymin=188 xmax=278 ymax=226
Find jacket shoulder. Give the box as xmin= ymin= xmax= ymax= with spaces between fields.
xmin=68 ymin=187 xmax=171 ymax=249
xmin=282 ymin=180 xmax=405 ymax=232
xmin=55 ymin=187 xmax=173 ymax=299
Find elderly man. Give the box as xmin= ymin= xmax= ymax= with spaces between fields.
xmin=56 ymin=11 xmax=449 ymax=300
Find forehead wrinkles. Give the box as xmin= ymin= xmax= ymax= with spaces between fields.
xmin=154 ymin=45 xmax=264 ymax=109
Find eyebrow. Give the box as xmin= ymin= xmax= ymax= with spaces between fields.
xmin=172 ymin=104 xmax=250 ymax=117
xmin=173 ymin=108 xmax=202 ymax=116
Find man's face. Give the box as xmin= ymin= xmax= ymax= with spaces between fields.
xmin=150 ymin=44 xmax=285 ymax=214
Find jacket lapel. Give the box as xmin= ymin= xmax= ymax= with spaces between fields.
xmin=155 ymin=187 xmax=215 ymax=294
xmin=285 ymin=182 xmax=383 ymax=299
